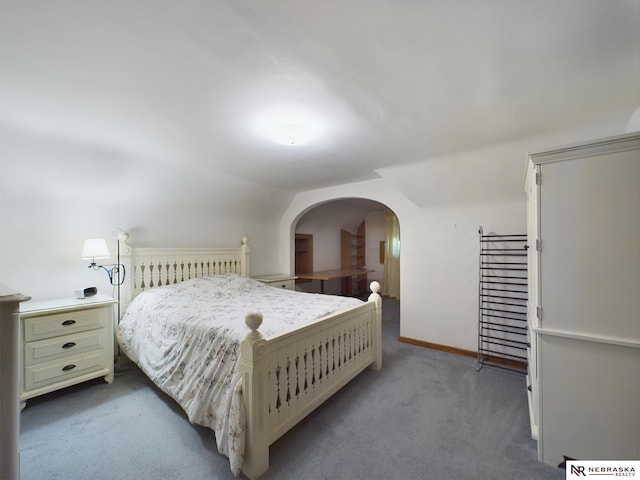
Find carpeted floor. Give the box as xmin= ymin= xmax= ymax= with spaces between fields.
xmin=20 ymin=298 xmax=564 ymax=480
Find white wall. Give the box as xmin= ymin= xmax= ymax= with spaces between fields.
xmin=279 ymin=123 xmax=625 ymax=352
xmin=628 ymin=105 xmax=640 ymax=132
xmin=0 ymin=126 xmax=288 ymax=301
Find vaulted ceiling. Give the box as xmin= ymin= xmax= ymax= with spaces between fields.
xmin=1 ymin=1 xmax=638 ymax=193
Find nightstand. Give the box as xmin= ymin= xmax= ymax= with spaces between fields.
xmin=19 ymin=295 xmax=117 ymax=409
xmin=253 ymin=274 xmax=297 ymax=290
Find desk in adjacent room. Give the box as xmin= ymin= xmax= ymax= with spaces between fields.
xmin=296 ymin=268 xmax=374 ymax=295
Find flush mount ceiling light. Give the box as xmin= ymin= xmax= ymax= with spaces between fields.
xmin=272 ymin=123 xmax=315 ymax=146
xmin=251 ymin=105 xmax=327 ymax=147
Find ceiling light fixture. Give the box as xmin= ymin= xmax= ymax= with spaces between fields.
xmin=251 ymin=105 xmax=326 ymax=147
xmin=273 ymin=123 xmax=314 ymax=146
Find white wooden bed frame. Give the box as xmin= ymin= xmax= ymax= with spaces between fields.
xmin=117 ymin=234 xmax=382 ymax=480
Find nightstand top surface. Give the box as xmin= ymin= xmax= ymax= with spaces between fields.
xmin=20 ymin=295 xmax=117 ymax=315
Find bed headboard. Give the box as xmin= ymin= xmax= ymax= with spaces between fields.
xmin=118 ymin=234 xmax=250 ymax=311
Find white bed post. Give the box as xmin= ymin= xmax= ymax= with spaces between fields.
xmin=240 ymin=236 xmax=250 ymax=277
xmin=240 ymin=312 xmax=269 ymax=480
xmin=117 ymin=231 xmax=132 ymax=316
xmin=368 ymin=281 xmax=383 ymax=371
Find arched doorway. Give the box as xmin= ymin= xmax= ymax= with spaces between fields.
xmin=277 ymin=183 xmax=408 ymax=335
xmin=291 ymin=198 xmax=396 ymax=297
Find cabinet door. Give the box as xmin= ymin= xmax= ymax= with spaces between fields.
xmin=540 ymin=335 xmax=640 ymax=463
xmin=524 ymin=161 xmax=540 ymax=437
xmin=526 ymin=162 xmax=541 ymax=332
xmin=539 ymin=150 xmax=640 ymax=338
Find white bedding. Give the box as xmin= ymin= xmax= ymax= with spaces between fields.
xmin=116 ymin=274 xmax=362 ymax=476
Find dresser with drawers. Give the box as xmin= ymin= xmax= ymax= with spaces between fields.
xmin=20 ymin=295 xmax=117 ymax=408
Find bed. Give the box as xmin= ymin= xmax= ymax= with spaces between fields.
xmin=115 ymin=235 xmax=382 ymax=479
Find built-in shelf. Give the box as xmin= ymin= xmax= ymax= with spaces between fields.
xmin=340 ymin=221 xmax=367 ymax=296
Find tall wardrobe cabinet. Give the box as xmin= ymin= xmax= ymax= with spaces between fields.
xmin=524 ymin=132 xmax=640 ymax=466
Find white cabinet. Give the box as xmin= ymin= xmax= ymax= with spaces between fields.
xmin=524 ymin=132 xmax=640 ymax=465
xmin=20 ymin=295 xmax=117 ymax=408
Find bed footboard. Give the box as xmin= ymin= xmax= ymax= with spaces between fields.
xmin=240 ymin=282 xmax=382 ymax=480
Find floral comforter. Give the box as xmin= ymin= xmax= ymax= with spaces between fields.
xmin=116 ymin=274 xmax=362 ymax=476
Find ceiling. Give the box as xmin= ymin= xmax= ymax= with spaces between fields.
xmin=1 ymin=1 xmax=638 ymax=193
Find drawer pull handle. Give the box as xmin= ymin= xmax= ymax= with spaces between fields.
xmin=62 ymin=364 xmax=76 ymax=372
xmin=61 ymin=320 xmax=76 ymax=327
xmin=62 ymin=342 xmax=76 ymax=349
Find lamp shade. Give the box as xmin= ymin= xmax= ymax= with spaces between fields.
xmin=81 ymin=238 xmax=110 ymax=260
